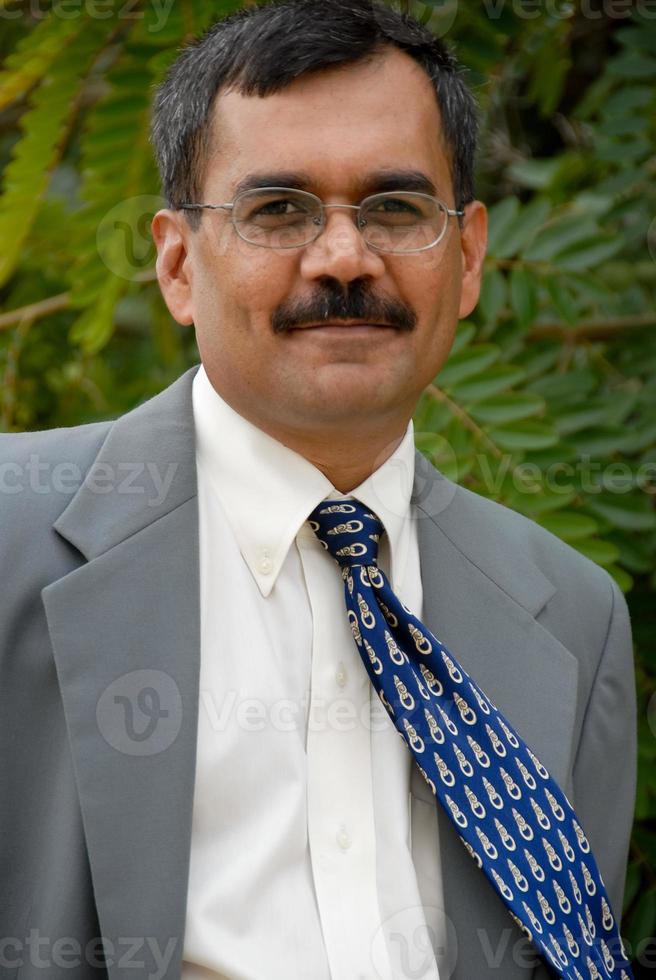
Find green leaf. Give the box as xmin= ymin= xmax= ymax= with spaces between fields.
xmin=523 ymin=214 xmax=599 ymax=263
xmin=598 ymin=116 xmax=648 ymax=138
xmin=617 ymin=25 xmax=656 ymax=55
xmin=0 ymin=22 xmax=105 ymax=289
xmin=469 ymin=392 xmax=545 ymax=425
xmin=564 ymin=427 xmax=640 ymax=457
xmin=488 ymin=420 xmax=558 ymax=451
xmin=619 ymin=418 xmax=656 ymax=454
xmin=414 ymin=432 xmax=459 ymax=482
xmin=555 ymin=236 xmax=625 ymax=272
xmin=596 ymin=137 xmax=651 ymax=164
xmin=585 ymin=494 xmax=656 ymax=532
xmin=68 ymin=286 xmax=119 ymax=355
xmin=479 ymin=266 xmax=507 ymax=325
xmin=606 ymin=533 xmax=655 ymax=575
xmin=506 ymin=486 xmax=578 ymax=515
xmin=449 ymin=320 xmax=477 ymax=356
xmin=507 ymin=158 xmax=561 ymax=190
xmin=443 ymin=417 xmax=476 ymax=462
xmin=510 ymin=265 xmax=539 ymax=328
xmin=544 ymin=277 xmax=578 ymax=326
xmin=537 ymin=511 xmax=599 ymax=542
xmin=415 ymin=393 xmax=452 ymax=433
xmin=67 ymin=44 xmax=162 ymax=347
xmin=0 ymin=15 xmax=82 ymax=111
xmin=450 ymin=365 xmax=527 ymax=403
xmin=435 ymin=344 xmax=500 ymax=388
xmin=554 ymin=406 xmax=620 ymax=437
xmin=513 ymin=345 xmax=561 ymax=381
xmin=493 ymin=198 xmax=551 ymax=260
xmin=570 ymin=538 xmax=620 ymax=567
xmin=486 ymin=197 xmax=520 ymax=256
xmin=606 ymin=564 xmax=634 ymax=593
xmin=608 ymin=53 xmax=656 ymax=79
xmin=528 ymin=368 xmax=598 ymax=403
xmin=603 ymin=85 xmax=654 ymax=115
xmin=623 ymin=863 xmax=641 ymax=912
xmin=625 ymin=890 xmax=656 ymax=953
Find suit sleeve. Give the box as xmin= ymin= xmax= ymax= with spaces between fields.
xmin=570 ymin=574 xmax=637 ymax=922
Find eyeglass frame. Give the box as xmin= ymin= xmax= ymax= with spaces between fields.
xmin=177 ymin=186 xmax=465 ymax=254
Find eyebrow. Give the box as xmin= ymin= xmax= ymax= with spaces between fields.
xmin=232 ymin=168 xmax=439 ymax=198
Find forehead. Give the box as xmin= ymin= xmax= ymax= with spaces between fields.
xmin=204 ymin=47 xmax=453 ymax=198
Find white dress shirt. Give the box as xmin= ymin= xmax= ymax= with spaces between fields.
xmin=181 ymin=364 xmax=445 ymax=980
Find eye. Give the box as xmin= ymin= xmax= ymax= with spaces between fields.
xmin=369 ymin=196 xmax=422 ymax=216
xmin=253 ymin=197 xmax=304 ymax=216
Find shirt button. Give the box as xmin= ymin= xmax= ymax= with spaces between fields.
xmin=258 ymin=551 xmax=273 ymax=574
xmin=336 ymin=827 xmax=352 ymax=850
xmin=335 ymin=662 xmax=347 ymax=688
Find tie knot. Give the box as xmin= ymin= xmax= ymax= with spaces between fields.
xmin=307 ymin=498 xmax=383 ymax=567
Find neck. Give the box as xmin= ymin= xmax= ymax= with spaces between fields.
xmin=246 ymin=417 xmax=408 ymax=492
xmin=265 ymin=420 xmax=409 ymax=492
xmin=297 ymin=432 xmax=408 ymax=493
xmin=202 ymin=371 xmax=413 ymax=491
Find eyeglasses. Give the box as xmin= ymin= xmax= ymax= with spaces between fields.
xmin=177 ymin=187 xmax=464 ymax=254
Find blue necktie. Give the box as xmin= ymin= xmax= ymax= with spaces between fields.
xmin=308 ymin=497 xmax=634 ymax=980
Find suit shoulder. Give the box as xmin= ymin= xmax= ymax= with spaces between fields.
xmin=0 ymin=417 xmax=112 ymax=461
xmin=416 ymin=458 xmax=616 ymax=613
xmin=460 ymin=481 xmax=610 ymax=586
xmin=0 ymin=419 xmax=113 ymax=529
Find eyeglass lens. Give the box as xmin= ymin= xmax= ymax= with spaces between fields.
xmin=231 ymin=188 xmax=449 ymax=252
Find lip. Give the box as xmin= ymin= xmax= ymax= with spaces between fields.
xmin=290 ymin=322 xmax=397 ymax=336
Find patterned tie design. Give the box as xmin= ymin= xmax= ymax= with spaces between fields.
xmin=307 ymin=498 xmax=634 ymax=980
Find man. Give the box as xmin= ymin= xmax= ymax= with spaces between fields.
xmin=0 ymin=1 xmax=636 ymax=979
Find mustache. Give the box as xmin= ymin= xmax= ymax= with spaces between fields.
xmin=271 ymin=280 xmax=417 ymax=334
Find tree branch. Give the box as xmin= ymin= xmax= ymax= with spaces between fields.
xmin=0 ymin=292 xmax=70 ymax=331
xmin=425 ymin=383 xmax=504 ymax=459
xmin=0 ymin=267 xmax=158 ymax=331
xmin=526 ymin=314 xmax=655 ymax=342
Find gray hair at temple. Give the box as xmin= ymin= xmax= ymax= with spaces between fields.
xmin=150 ymin=0 xmax=479 ymax=231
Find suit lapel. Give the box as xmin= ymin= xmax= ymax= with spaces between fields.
xmin=42 ymin=366 xmax=202 ymax=980
xmin=41 ymin=366 xmax=577 ymax=980
xmin=412 ymin=449 xmax=579 ymax=979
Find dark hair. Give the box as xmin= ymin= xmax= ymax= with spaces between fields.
xmin=150 ymin=0 xmax=478 ymax=231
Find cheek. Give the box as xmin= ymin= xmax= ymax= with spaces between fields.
xmin=401 ymin=246 xmax=462 ymax=322
xmin=198 ymin=246 xmax=299 ymax=329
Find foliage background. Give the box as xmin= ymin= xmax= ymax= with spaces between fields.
xmin=0 ymin=0 xmax=654 ymax=967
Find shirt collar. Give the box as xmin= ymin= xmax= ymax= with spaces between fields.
xmin=192 ymin=364 xmax=416 ymax=597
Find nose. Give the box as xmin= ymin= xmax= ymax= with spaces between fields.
xmin=299 ymin=205 xmax=386 ymax=286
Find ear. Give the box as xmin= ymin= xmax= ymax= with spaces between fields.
xmin=457 ymin=200 xmax=488 ymax=319
xmin=151 ymin=209 xmax=195 ymax=326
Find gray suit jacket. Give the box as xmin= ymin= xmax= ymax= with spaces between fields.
xmin=0 ymin=364 xmax=637 ymax=980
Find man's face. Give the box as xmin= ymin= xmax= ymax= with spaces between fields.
xmin=153 ymin=47 xmax=487 ymax=443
